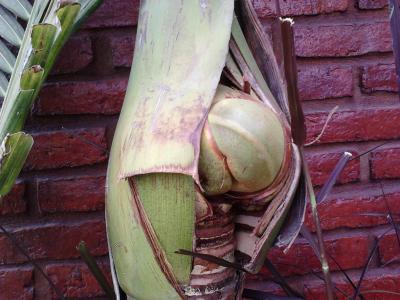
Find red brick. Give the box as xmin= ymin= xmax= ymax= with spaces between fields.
xmin=305 ymin=150 xmax=360 ymax=186
xmin=52 ymin=35 xmax=93 ymax=75
xmin=253 ymin=0 xmax=349 ymax=18
xmin=244 ymin=280 xmax=283 ymax=296
xmin=109 ymin=33 xmax=135 ymax=68
xmin=379 ymin=231 xmax=400 ymax=264
xmin=248 ymin=267 xmax=400 ymax=300
xmin=305 ymin=185 xmax=400 ymax=231
xmin=361 ymin=64 xmax=398 ymax=93
xmin=0 ymin=218 xmax=107 ymax=264
xmin=298 ymin=65 xmax=353 ymax=100
xmin=0 ymin=266 xmax=33 ymax=300
xmin=25 ymin=128 xmax=107 ymax=171
xmin=306 ymin=108 xmax=400 ymax=144
xmin=38 ymin=175 xmax=105 ymax=213
xmin=46 ymin=261 xmax=111 ymax=299
xmin=370 ymin=148 xmax=400 ymax=179
xmin=0 ymin=183 xmax=26 ymax=216
xmin=84 ymin=0 xmax=139 ymax=28
xmin=38 ymin=78 xmax=128 ymax=115
xmin=303 ymin=267 xmax=400 ymax=300
xmin=295 ymin=22 xmax=392 ymax=57
xmin=358 ymin=0 xmax=388 ymax=10
xmin=259 ymin=232 xmax=371 ymax=278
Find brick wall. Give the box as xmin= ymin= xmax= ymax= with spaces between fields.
xmin=2 ymin=0 xmax=397 ymax=299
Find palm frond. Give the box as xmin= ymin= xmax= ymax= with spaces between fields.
xmin=0 ymin=132 xmax=32 ymax=196
xmin=0 ymin=0 xmax=32 ymax=20
xmin=0 ymin=39 xmax=15 ymax=74
xmin=0 ymin=0 xmax=102 ymax=298
xmin=0 ymin=0 xmax=102 ymax=196
xmin=0 ymin=6 xmax=24 ymax=46
xmin=0 ymin=72 xmax=7 ymax=97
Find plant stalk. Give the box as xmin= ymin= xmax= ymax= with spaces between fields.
xmin=301 ymin=150 xmax=335 ymax=300
xmin=280 ymin=17 xmax=335 ymax=300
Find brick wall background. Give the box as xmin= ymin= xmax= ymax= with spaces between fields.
xmin=1 ymin=0 xmax=397 ymax=299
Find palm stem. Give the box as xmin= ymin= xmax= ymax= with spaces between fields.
xmin=301 ymin=150 xmax=335 ymax=300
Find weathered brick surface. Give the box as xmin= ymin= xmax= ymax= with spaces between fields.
xmin=295 ymin=22 xmax=392 ymax=57
xmin=298 ymin=65 xmax=353 ymax=100
xmin=305 ymin=108 xmax=400 ymax=144
xmin=0 ymin=266 xmax=34 ymax=300
xmin=379 ymin=231 xmax=400 ymax=265
xmin=0 ymin=183 xmax=26 ymax=216
xmin=253 ymin=0 xmax=349 ymax=18
xmin=361 ymin=64 xmax=398 ymax=93
xmin=0 ymin=219 xmax=107 ymax=264
xmin=25 ymin=128 xmax=107 ymax=171
xmin=109 ymin=33 xmax=135 ymax=68
xmin=52 ymin=35 xmax=93 ymax=75
xmin=302 ymin=267 xmax=400 ymax=300
xmin=38 ymin=78 xmax=128 ymax=115
xmin=257 ymin=232 xmax=371 ymax=278
xmin=305 ymin=185 xmax=400 ymax=230
xmin=46 ymin=261 xmax=111 ymax=299
xmin=84 ymin=0 xmax=139 ymax=28
xmin=358 ymin=0 xmax=388 ymax=10
xmin=306 ymin=150 xmax=360 ymax=186
xmin=370 ymin=147 xmax=400 ymax=179
xmin=37 ymin=176 xmax=105 ymax=213
xmin=247 ymin=266 xmax=400 ymax=300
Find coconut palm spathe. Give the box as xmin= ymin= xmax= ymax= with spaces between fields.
xmin=106 ymin=1 xmax=304 ymax=299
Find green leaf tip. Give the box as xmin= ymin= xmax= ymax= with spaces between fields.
xmin=56 ymin=2 xmax=81 ymax=31
xmin=0 ymin=132 xmax=33 ymax=196
xmin=20 ymin=65 xmax=44 ymax=90
xmin=30 ymin=23 xmax=57 ymax=66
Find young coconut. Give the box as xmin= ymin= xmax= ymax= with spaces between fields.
xmin=199 ymin=85 xmax=290 ymax=196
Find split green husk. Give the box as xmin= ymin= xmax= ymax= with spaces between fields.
xmin=106 ymin=0 xmax=305 ymax=299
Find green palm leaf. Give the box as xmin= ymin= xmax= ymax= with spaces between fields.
xmin=0 ymin=0 xmax=102 ymax=198
xmin=0 ymin=132 xmax=33 ymax=196
xmin=0 ymin=72 xmax=7 ymax=97
xmin=0 ymin=6 xmax=24 ymax=46
xmin=0 ymin=40 xmax=15 ymax=74
xmin=0 ymin=0 xmax=32 ymax=20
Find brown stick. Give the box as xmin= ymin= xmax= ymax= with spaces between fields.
xmin=280 ymin=18 xmax=335 ymax=300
